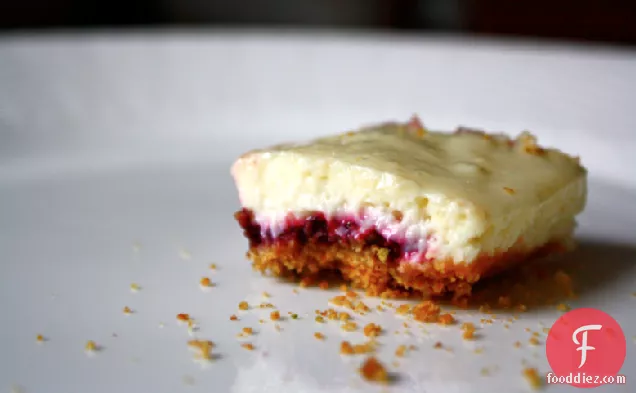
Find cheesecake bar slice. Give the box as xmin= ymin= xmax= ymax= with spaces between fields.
xmin=231 ymin=116 xmax=587 ymax=297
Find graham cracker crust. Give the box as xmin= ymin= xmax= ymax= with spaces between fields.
xmin=246 ymin=239 xmax=567 ymax=298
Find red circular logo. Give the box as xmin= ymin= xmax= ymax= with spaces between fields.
xmin=546 ymin=308 xmax=626 ymax=388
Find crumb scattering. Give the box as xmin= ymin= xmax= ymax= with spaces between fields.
xmin=188 ymin=340 xmax=214 ymax=360
xmin=340 ymin=341 xmax=354 ymax=355
xmin=461 ymin=322 xmax=476 ymax=340
xmin=200 ymin=277 xmax=212 ymax=287
xmin=315 ymin=315 xmax=325 ymax=323
xmin=209 ymin=263 xmax=217 ymax=270
xmin=396 ymin=304 xmax=411 ymax=315
xmin=359 ymin=357 xmax=389 ymax=384
xmin=241 ymin=343 xmax=255 ymax=351
xmin=130 ymin=283 xmax=141 ymax=292
xmin=270 ymin=311 xmax=281 ymax=321
xmin=177 ymin=313 xmax=190 ymax=322
xmin=529 ymin=337 xmax=540 ymax=346
xmin=314 ymin=332 xmax=325 ymax=340
xmin=238 ymin=301 xmax=249 ymax=311
xmin=36 ymin=334 xmax=44 ymax=343
xmin=438 ymin=313 xmax=455 ymax=325
xmin=433 ymin=341 xmax=443 ymax=349
xmin=363 ymin=323 xmax=382 ymax=338
xmin=230 ymin=314 xmax=238 ymax=321
xmin=412 ymin=300 xmax=441 ymax=323
xmin=242 ymin=327 xmax=253 ymax=336
xmin=123 ymin=306 xmax=132 ymax=315
xmin=342 ymin=321 xmax=357 ymax=332
xmin=340 ymin=340 xmax=376 ymax=355
xmin=291 ymin=313 xmax=298 ymax=319
xmin=395 ymin=345 xmax=407 ymax=357
xmin=85 ymin=340 xmax=98 ymax=352
xmin=523 ymin=367 xmax=543 ymax=390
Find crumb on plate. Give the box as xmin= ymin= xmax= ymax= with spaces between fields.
xmin=188 ymin=340 xmax=214 ymax=360
xmin=177 ymin=313 xmax=190 ymax=322
xmin=359 ymin=357 xmax=389 ymax=384
xmin=363 ymin=323 xmax=382 ymax=338
xmin=523 ymin=367 xmax=543 ymax=389
xmin=412 ymin=300 xmax=441 ymax=323
xmin=85 ymin=340 xmax=98 ymax=352
xmin=461 ymin=322 xmax=476 ymax=340
xmin=340 ymin=341 xmax=354 ymax=355
xmin=342 ymin=321 xmax=357 ymax=332
xmin=438 ymin=313 xmax=455 ymax=325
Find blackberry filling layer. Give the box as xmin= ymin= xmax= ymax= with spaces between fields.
xmin=235 ymin=209 xmax=403 ymax=261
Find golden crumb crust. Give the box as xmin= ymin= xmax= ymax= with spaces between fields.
xmin=246 ymin=239 xmax=567 ymax=297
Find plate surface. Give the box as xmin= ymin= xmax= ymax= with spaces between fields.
xmin=1 ymin=32 xmax=635 ymax=393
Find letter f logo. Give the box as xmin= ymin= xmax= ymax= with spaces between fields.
xmin=572 ymin=324 xmax=602 ymax=368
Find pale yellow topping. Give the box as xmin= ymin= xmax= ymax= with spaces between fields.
xmin=248 ymin=124 xmax=583 ymax=210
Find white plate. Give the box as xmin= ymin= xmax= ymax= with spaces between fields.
xmin=1 ymin=32 xmax=635 ymax=393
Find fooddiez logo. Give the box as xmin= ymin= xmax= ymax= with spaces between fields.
xmin=546 ymin=308 xmax=627 ymax=388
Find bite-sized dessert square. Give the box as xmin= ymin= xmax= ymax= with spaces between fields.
xmin=231 ymin=116 xmax=587 ymax=297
